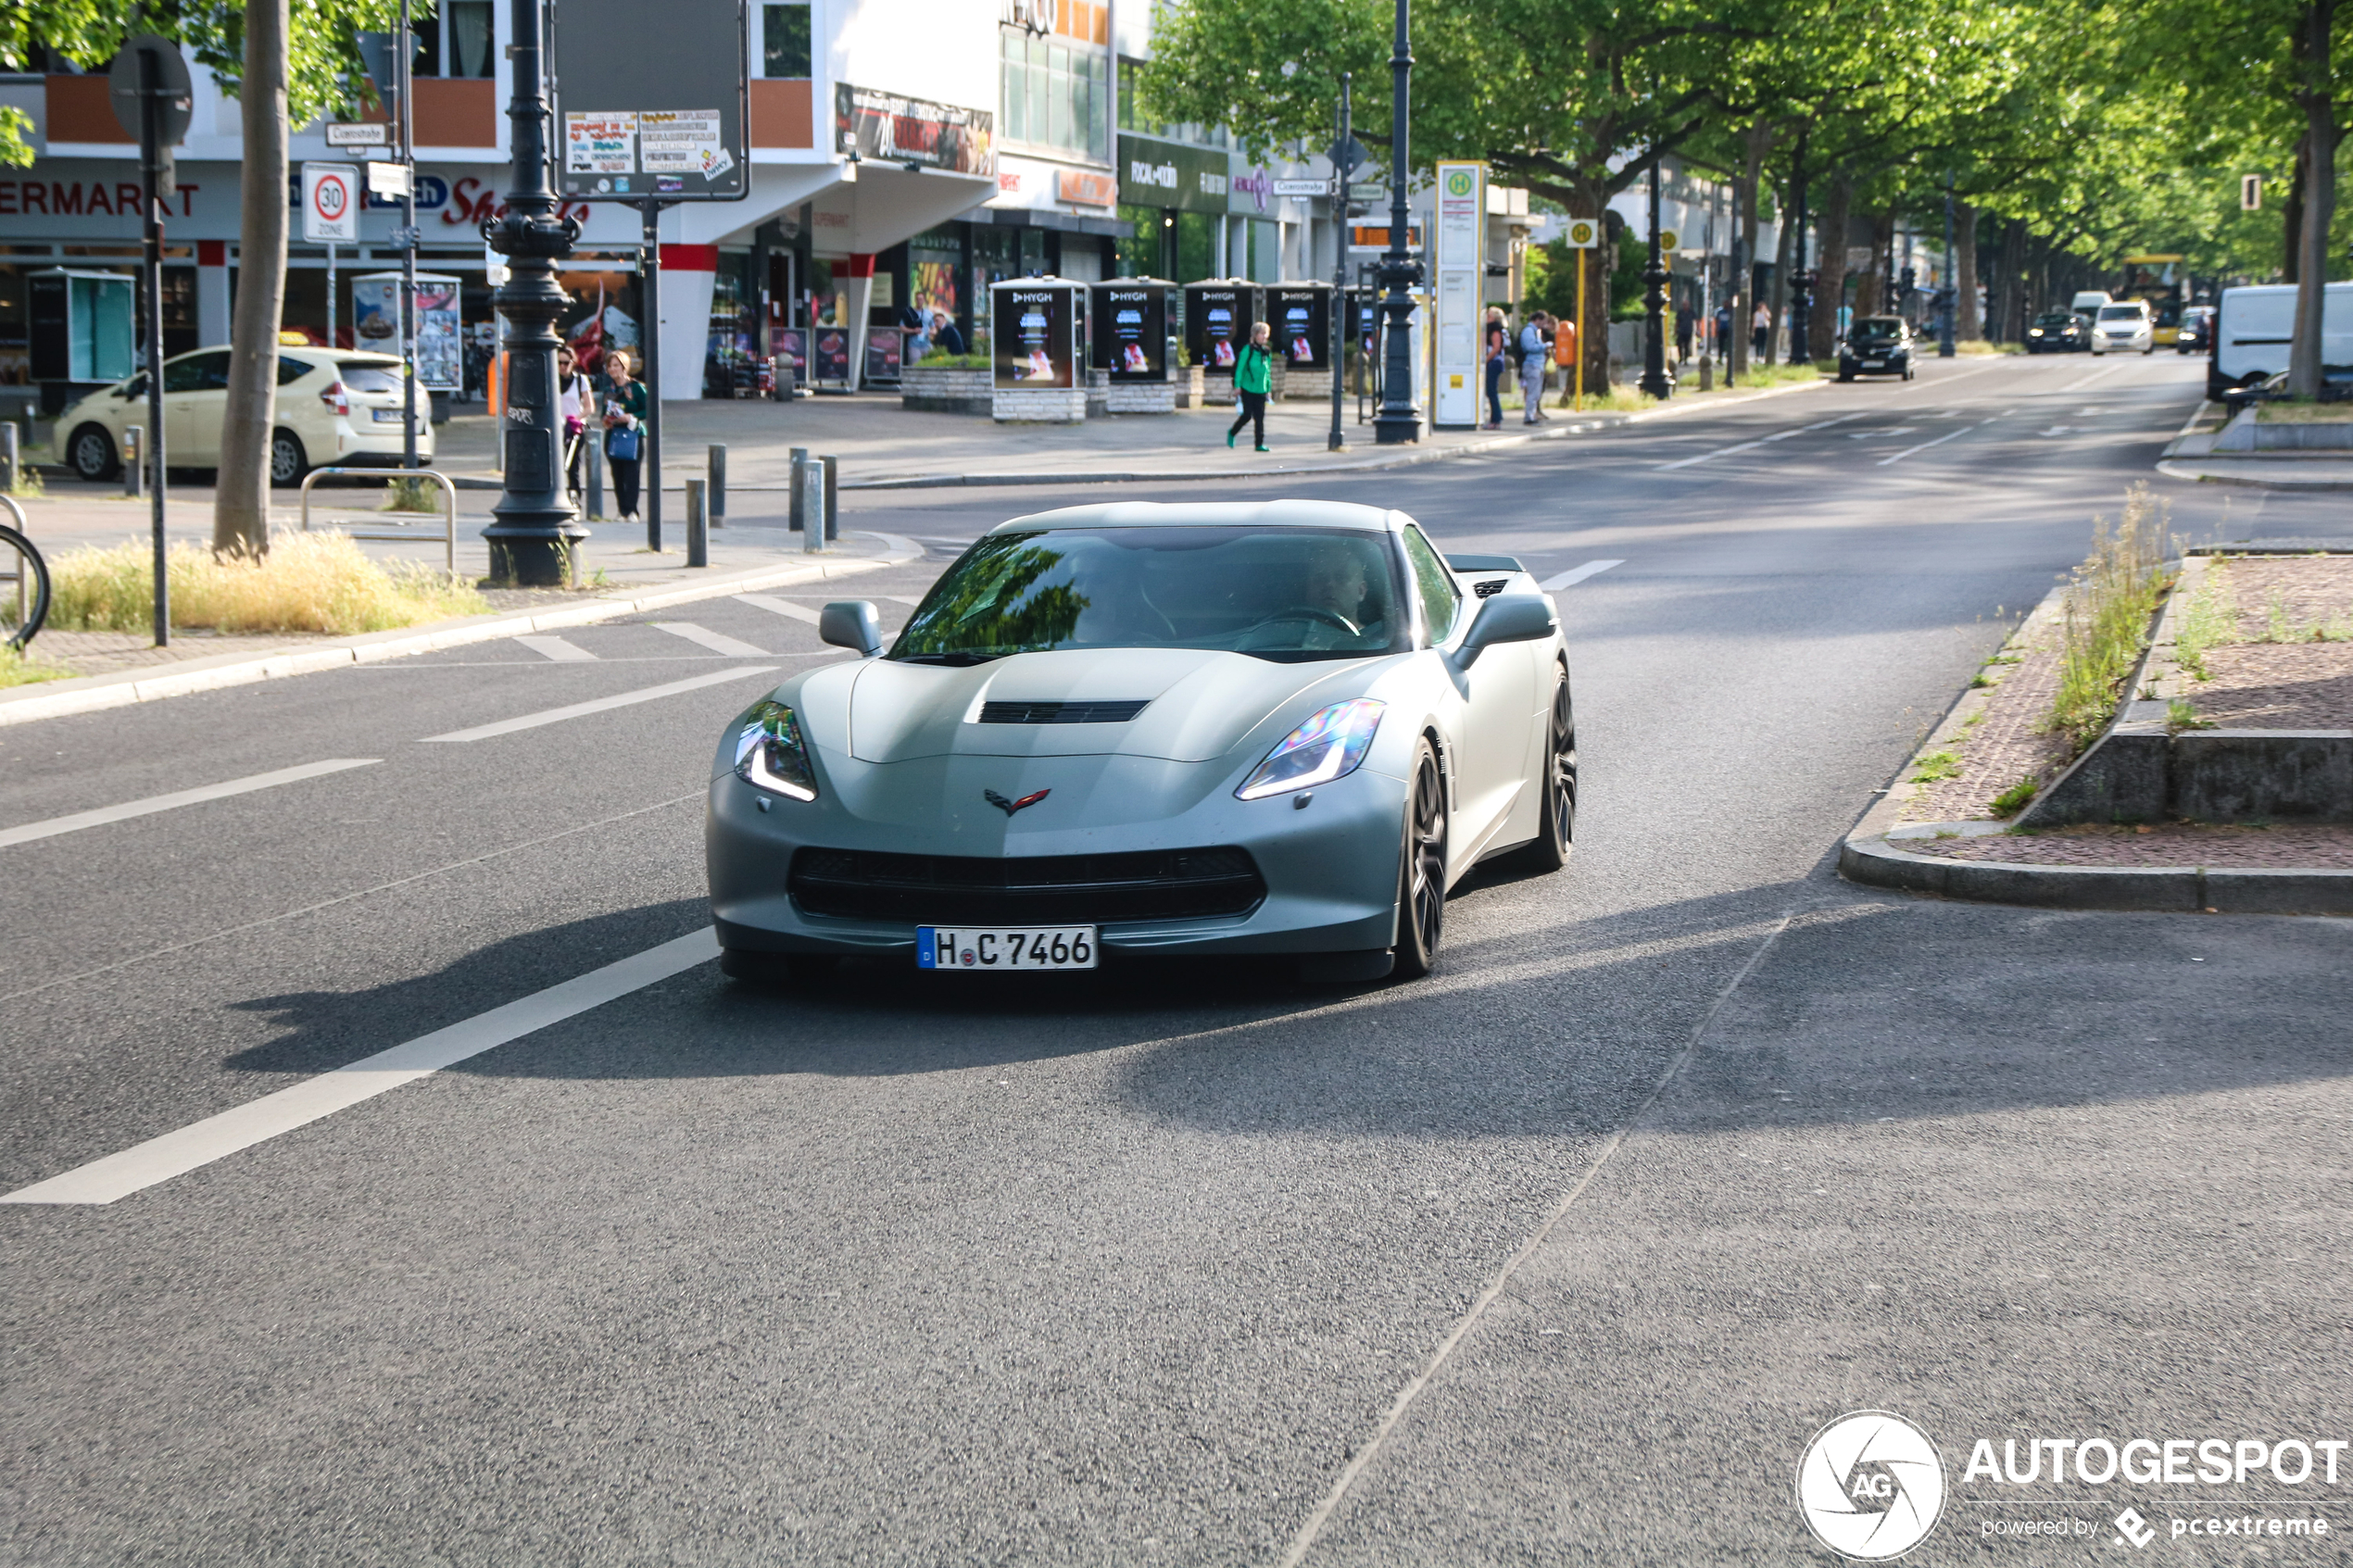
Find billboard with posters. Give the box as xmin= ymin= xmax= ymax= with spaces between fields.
xmin=991 ymin=281 xmax=1078 ymax=389
xmin=834 ymin=84 xmax=994 ymax=176
xmin=352 ymin=270 xmax=462 ymax=392
xmin=1271 ymin=283 xmax=1330 ymax=369
xmin=552 ymin=0 xmax=749 ymax=200
xmin=1183 ymin=281 xmax=1261 ymax=379
xmin=1092 ymin=281 xmax=1171 ymax=381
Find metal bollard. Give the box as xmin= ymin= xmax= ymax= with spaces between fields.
xmin=786 ymin=445 xmax=809 ymax=533
xmin=586 ymin=425 xmax=604 ymax=521
xmin=822 ymin=454 xmax=837 ymax=542
xmin=707 ymin=443 xmax=726 ymax=528
xmin=685 ymin=478 xmax=709 ymax=569
xmin=123 ymin=426 xmax=145 ymax=497
xmin=799 ymin=458 xmax=826 ymax=554
xmin=1 ymin=420 xmax=17 ymax=493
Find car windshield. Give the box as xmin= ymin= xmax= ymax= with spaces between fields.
xmin=2034 ymin=313 xmax=2078 ymax=327
xmin=2098 ymin=305 xmax=2143 ymax=322
xmin=1850 ymin=318 xmax=1904 ymax=340
xmin=891 ymin=526 xmax=1409 ymax=665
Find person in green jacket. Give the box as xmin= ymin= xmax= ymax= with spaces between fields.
xmin=1226 ymin=320 xmax=1275 ymax=452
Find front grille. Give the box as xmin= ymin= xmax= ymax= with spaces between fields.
xmin=788 ymin=846 xmax=1265 ymax=924
xmin=978 ymin=699 xmax=1151 ymax=724
xmin=1472 ymin=579 xmax=1507 ymax=598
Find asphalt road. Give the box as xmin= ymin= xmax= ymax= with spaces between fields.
xmin=6 ymin=354 xmax=2350 ymax=1565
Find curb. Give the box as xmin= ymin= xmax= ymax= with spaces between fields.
xmin=422 ymin=377 xmax=1828 ymax=495
xmin=1838 ymin=834 xmax=2353 ymax=916
xmin=0 ymin=536 xmax=920 ymax=730
xmin=2156 ymin=459 xmax=2353 ymax=492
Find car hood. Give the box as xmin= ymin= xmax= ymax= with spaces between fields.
xmin=814 ymin=646 xmax=1365 ymax=764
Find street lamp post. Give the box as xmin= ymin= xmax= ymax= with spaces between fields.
xmin=1939 ymin=173 xmax=1958 ymax=358
xmin=1372 ymin=0 xmax=1422 ymax=445
xmin=1638 ymin=152 xmax=1672 ymax=400
xmin=1329 ymin=72 xmax=1352 ymax=453
xmin=481 ymin=0 xmax=587 ymax=585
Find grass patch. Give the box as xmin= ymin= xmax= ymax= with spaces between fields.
xmin=2171 ymin=563 xmax=2238 ymax=678
xmin=2041 ymin=486 xmax=2172 ymax=756
xmin=1990 ymin=774 xmax=2040 ymax=817
xmin=1909 ymin=748 xmax=1962 ymax=783
xmin=2255 ymin=399 xmax=2353 ymax=424
xmin=1958 ymin=340 xmax=2025 ymax=357
xmin=905 ymin=353 xmax=993 ymax=371
xmin=1717 ymin=360 xmax=1825 ymax=391
xmin=380 ymin=475 xmax=445 ymax=513
xmin=2167 ymin=697 xmax=2216 ymax=732
xmin=48 ymin=532 xmax=489 ymax=636
xmin=5 ymin=464 xmax=45 ymax=498
xmin=0 ymin=643 xmax=70 ymax=686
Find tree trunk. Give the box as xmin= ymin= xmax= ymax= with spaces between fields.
xmin=215 ymin=0 xmax=290 ymax=558
xmin=1729 ymin=124 xmax=1772 ymax=377
xmin=1810 ymin=173 xmax=1851 ymax=361
xmin=2288 ymin=0 xmax=2337 ymax=398
xmin=1851 ymin=211 xmax=1892 ymax=332
xmin=1574 ymin=199 xmax=1616 ymax=396
xmin=1999 ymin=218 xmax=2028 ymax=341
xmin=2284 ymin=138 xmax=2308 ymax=285
xmin=1956 ymin=202 xmax=1982 ymax=339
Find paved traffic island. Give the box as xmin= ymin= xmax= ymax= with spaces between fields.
xmin=1843 ymin=538 xmax=2353 ymax=912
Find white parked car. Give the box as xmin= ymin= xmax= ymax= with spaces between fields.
xmin=52 ymin=346 xmax=434 ymax=486
xmin=2090 ymin=302 xmax=2154 ymax=356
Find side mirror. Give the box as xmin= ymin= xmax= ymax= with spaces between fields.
xmin=1449 ymin=594 xmax=1555 ymax=671
xmin=820 ymin=600 xmax=883 ymax=658
xmin=118 ymin=375 xmax=147 ymax=400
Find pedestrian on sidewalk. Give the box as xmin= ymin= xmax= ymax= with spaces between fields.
xmin=558 ymin=345 xmax=590 ymax=499
xmin=1483 ymin=307 xmax=1508 ymax=429
xmin=1715 ymin=302 xmax=1732 ymax=361
xmin=1227 ymin=321 xmax=1276 ymax=452
xmin=602 ymin=350 xmax=649 ymax=522
xmin=1517 ymin=312 xmax=1551 ymax=424
xmin=931 ymin=311 xmax=967 ymax=357
xmin=1752 ymin=299 xmax=1772 ymax=360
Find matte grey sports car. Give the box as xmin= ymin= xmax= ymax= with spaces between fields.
xmin=706 ymin=500 xmax=1574 ymax=984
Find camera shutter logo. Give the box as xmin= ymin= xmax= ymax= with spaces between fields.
xmin=1795 ymin=1411 xmax=1946 ymax=1561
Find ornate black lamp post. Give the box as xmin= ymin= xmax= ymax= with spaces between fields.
xmin=1638 ymin=151 xmax=1673 ymax=400
xmin=481 ymin=0 xmax=586 ymax=585
xmin=1372 ymin=0 xmax=1423 ymax=445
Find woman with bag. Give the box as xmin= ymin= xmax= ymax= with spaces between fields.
xmin=1225 ymin=320 xmax=1276 ymax=453
xmin=558 ymin=345 xmax=590 ymax=499
xmin=602 ymin=350 xmax=648 ymax=522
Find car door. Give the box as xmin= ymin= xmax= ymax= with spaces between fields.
xmin=1402 ymin=523 xmax=1529 ymax=865
xmin=163 ymin=350 xmax=232 ymax=464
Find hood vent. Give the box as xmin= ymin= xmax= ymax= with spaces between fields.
xmin=978 ymin=699 xmax=1151 ymax=724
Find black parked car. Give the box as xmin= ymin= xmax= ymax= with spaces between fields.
xmin=1838 ymin=316 xmax=1916 ymax=381
xmin=2025 ymin=311 xmax=2089 ymax=353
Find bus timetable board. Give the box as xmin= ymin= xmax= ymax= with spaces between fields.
xmin=554 ymin=0 xmax=749 ymax=200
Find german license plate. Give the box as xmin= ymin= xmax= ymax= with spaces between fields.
xmin=918 ymin=925 xmax=1097 ymax=971
xmin=371 ymin=408 xmax=407 ymax=422
xmin=1862 ymin=359 xmax=1883 ymax=369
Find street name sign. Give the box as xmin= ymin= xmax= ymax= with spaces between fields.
xmin=326 ymin=121 xmax=390 ymax=148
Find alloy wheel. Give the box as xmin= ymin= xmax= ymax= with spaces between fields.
xmin=1394 ymin=743 xmax=1448 ymax=977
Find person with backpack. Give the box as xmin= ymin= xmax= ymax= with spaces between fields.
xmin=1482 ymin=307 xmax=1508 ymax=429
xmin=1226 ymin=320 xmax=1276 ymax=452
xmin=1518 ymin=313 xmax=1552 ymax=424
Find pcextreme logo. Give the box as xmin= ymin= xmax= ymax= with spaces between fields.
xmin=1797 ymin=1411 xmax=1948 ymax=1561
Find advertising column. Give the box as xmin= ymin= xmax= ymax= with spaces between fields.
xmin=1430 ymin=161 xmax=1484 ymax=428
xmin=991 ymin=278 xmax=1084 ymax=423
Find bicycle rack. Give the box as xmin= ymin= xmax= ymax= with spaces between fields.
xmin=298 ymin=468 xmax=460 ymax=575
xmin=0 ymin=494 xmax=37 ymax=646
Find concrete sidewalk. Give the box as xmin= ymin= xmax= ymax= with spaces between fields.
xmin=418 ymin=374 xmax=1823 ymax=493
xmin=2158 ymin=398 xmax=2353 ymax=489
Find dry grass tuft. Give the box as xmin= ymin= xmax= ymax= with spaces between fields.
xmin=48 ymin=532 xmax=487 ymax=636
xmin=0 ymin=643 xmax=71 ymax=686
xmin=2042 ymin=486 xmax=2172 ymax=755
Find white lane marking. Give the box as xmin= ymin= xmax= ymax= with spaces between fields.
xmin=652 ymin=621 xmax=771 ymax=658
xmin=1878 ymin=419 xmax=1998 ymax=466
xmin=2057 ymin=364 xmax=2127 ymax=394
xmin=420 ymin=666 xmax=780 ymax=743
xmin=516 ymin=634 xmax=598 ymax=662
xmin=0 ymin=928 xmax=723 ymax=1205
xmin=0 ymin=759 xmax=382 ymax=851
xmin=1653 ymin=412 xmax=1864 ymax=470
xmin=735 ymin=594 xmax=822 ymax=623
xmin=1540 ymin=560 xmax=1624 ymax=591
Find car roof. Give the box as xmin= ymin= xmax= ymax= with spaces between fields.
xmin=989 ymin=500 xmax=1402 ymax=535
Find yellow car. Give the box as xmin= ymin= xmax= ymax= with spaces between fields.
xmin=53 ymin=346 xmax=434 ymax=486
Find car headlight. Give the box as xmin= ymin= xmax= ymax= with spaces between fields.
xmin=733 ymin=699 xmax=817 ymax=800
xmin=1236 ymin=698 xmax=1385 ymax=800
xmin=2029 ymin=329 xmax=2043 ymax=336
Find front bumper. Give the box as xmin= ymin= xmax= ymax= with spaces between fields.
xmin=708 ymin=749 xmax=1407 ymax=960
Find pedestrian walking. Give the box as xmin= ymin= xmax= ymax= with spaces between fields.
xmin=602 ymin=349 xmax=648 ymax=522
xmin=1517 ymin=312 xmax=1551 ymax=424
xmin=1226 ymin=321 xmax=1276 ymax=452
xmin=1715 ymin=302 xmax=1733 ymax=361
xmin=1483 ymin=307 xmax=1508 ymax=429
xmin=1752 ymin=299 xmax=1772 ymax=360
xmin=1675 ymin=305 xmax=1693 ymax=365
xmin=558 ymin=345 xmax=590 ymax=500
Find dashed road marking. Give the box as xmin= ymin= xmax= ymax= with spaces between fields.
xmin=1540 ymin=560 xmax=1624 ymax=591
xmin=0 ymin=759 xmax=382 ymax=851
xmin=515 ymin=634 xmax=598 ymax=662
xmin=652 ymin=621 xmax=772 ymax=658
xmin=420 ymin=667 xmax=780 ymax=743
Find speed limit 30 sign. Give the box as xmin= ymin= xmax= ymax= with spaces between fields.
xmin=302 ymin=162 xmax=359 ymax=243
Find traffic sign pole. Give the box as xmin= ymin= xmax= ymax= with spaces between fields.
xmin=140 ymin=46 xmax=169 ymax=646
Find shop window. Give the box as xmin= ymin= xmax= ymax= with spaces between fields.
xmin=1001 ymin=28 xmax=1107 ymax=161
xmin=762 ymin=1 xmax=812 ymax=78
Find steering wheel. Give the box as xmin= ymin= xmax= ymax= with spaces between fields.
xmin=1259 ymin=604 xmax=1360 ymax=637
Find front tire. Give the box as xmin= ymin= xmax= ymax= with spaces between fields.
xmin=68 ymin=423 xmax=119 ymax=483
xmin=1391 ymin=739 xmax=1448 ymax=979
xmin=1505 ymin=670 xmax=1575 ymax=872
xmin=269 ymin=428 xmax=309 ymax=487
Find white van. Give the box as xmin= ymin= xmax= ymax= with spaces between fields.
xmin=2070 ymin=290 xmax=2112 ymax=317
xmin=2210 ymin=282 xmax=2353 ymax=398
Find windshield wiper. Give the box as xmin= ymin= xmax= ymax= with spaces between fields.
xmin=893 ymin=651 xmax=1006 ymax=667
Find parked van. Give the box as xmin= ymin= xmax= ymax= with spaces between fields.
xmin=2210 ymin=282 xmax=2353 ymax=398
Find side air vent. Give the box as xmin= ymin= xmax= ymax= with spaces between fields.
xmin=1472 ymin=579 xmax=1508 ymax=598
xmin=978 ymin=700 xmax=1151 ymax=724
